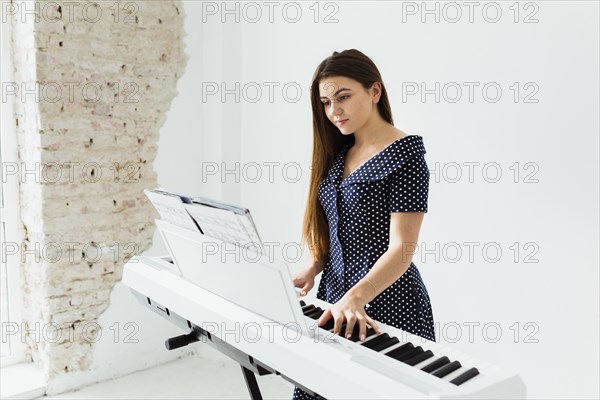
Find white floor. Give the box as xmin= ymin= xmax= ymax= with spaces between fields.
xmin=38 ymin=351 xmax=295 ymax=400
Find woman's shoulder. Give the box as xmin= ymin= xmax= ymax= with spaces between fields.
xmin=387 ymin=133 xmax=425 ymax=154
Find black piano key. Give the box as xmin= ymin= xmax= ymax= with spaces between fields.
xmin=338 ymin=323 xmax=347 ymax=334
xmin=394 ymin=346 xmax=424 ymax=362
xmin=421 ymin=356 xmax=450 ymax=373
xmin=370 ymin=337 xmax=400 ymax=352
xmin=450 ymin=367 xmax=480 ymax=386
xmin=320 ymin=319 xmax=335 ymax=331
xmin=384 ymin=343 xmax=414 ymax=359
xmin=299 ymin=300 xmax=306 ymax=307
xmin=304 ymin=306 xmax=322 ymax=316
xmin=305 ymin=308 xmax=324 ymax=319
xmin=322 ymin=322 xmax=347 ymax=335
xmin=404 ymin=350 xmax=434 ymax=366
xmin=301 ymin=304 xmax=316 ymax=314
xmin=432 ymin=360 xmax=462 ymax=378
xmin=361 ymin=333 xmax=391 ymax=349
xmin=349 ymin=326 xmax=376 ymax=342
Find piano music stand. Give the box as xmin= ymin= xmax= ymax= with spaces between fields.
xmin=154 ymin=219 xmax=309 ymax=336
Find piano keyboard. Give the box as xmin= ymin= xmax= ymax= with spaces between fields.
xmin=300 ymin=298 xmax=487 ymax=388
xmin=124 ymin=254 xmax=526 ymax=399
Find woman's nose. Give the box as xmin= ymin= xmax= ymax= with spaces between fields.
xmin=328 ymin=102 xmax=342 ymax=116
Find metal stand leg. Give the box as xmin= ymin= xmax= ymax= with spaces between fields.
xmin=241 ymin=365 xmax=263 ymax=400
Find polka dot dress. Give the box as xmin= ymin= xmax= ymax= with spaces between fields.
xmin=292 ymin=135 xmax=435 ymax=400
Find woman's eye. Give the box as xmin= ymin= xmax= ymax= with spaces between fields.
xmin=322 ymin=95 xmax=349 ymax=107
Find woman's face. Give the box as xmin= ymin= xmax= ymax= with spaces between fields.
xmin=318 ymin=75 xmax=379 ymax=135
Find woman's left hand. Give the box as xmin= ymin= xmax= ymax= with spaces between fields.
xmin=318 ymin=292 xmax=381 ymax=341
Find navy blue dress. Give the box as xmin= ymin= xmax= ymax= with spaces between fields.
xmin=292 ymin=135 xmax=435 ymax=400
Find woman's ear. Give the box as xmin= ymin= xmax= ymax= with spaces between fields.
xmin=371 ymin=82 xmax=382 ymax=103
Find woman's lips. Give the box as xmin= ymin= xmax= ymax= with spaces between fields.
xmin=336 ymin=119 xmax=348 ymax=126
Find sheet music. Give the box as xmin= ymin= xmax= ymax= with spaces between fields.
xmin=145 ymin=187 xmax=264 ymax=252
xmin=143 ymin=189 xmax=200 ymax=232
xmin=183 ymin=203 xmax=264 ymax=253
xmin=237 ymin=213 xmax=263 ymax=247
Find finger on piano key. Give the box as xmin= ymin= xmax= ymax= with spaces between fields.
xmin=301 ymin=301 xmax=378 ymax=339
xmin=348 ymin=325 xmax=376 ymax=342
xmin=334 ymin=320 xmax=374 ymax=340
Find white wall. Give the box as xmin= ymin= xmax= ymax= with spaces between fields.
xmin=92 ymin=2 xmax=598 ymax=399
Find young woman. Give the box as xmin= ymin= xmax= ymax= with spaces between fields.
xmin=292 ymin=49 xmax=435 ymax=400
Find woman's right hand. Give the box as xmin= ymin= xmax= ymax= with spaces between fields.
xmin=292 ymin=267 xmax=317 ymax=296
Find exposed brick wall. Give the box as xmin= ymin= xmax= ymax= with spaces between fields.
xmin=9 ymin=0 xmax=188 ymax=380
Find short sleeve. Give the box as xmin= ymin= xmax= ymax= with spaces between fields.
xmin=388 ymin=153 xmax=430 ymax=213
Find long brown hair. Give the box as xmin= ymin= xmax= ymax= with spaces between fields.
xmin=301 ymin=49 xmax=394 ymax=264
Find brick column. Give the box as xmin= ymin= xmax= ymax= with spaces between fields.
xmin=7 ymin=0 xmax=188 ymax=380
